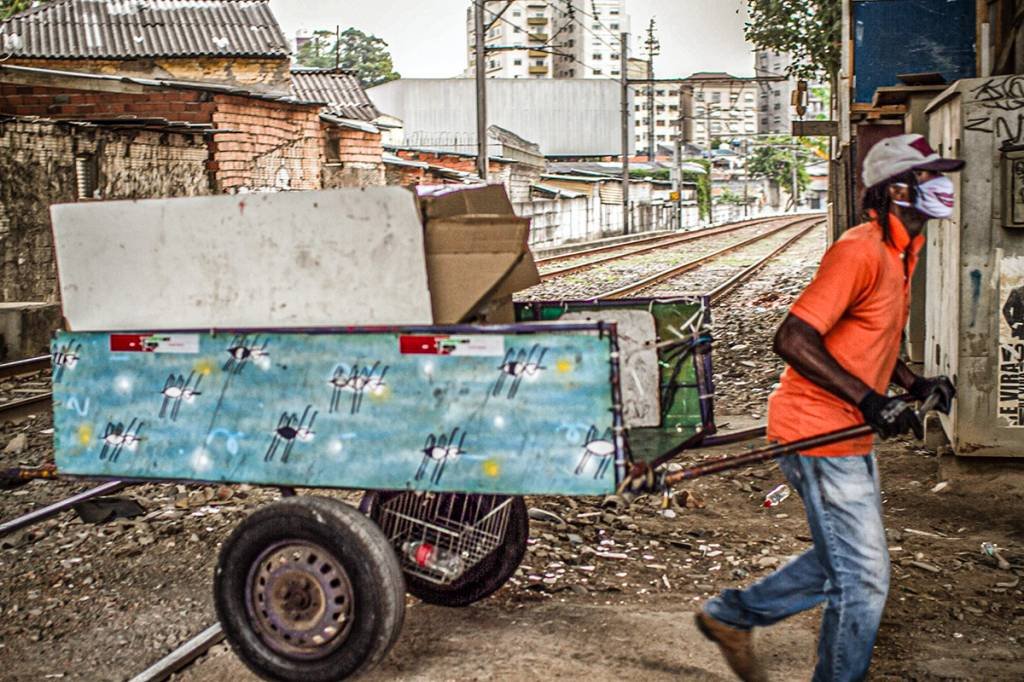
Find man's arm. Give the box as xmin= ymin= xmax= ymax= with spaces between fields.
xmin=772 ymin=313 xmax=872 ymax=406
xmin=890 ymin=358 xmax=918 ymax=391
xmin=773 ymin=313 xmax=924 ymax=437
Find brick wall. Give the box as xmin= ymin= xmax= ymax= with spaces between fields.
xmin=9 ymin=57 xmax=291 ymax=93
xmin=0 ymin=119 xmax=211 ymax=302
xmin=0 ymin=82 xmax=218 ymax=123
xmin=0 ymin=84 xmax=328 ymax=193
xmin=391 ymin=149 xmax=513 ymax=191
xmin=322 ymin=124 xmax=385 ymax=188
xmin=209 ymin=94 xmax=322 ymax=192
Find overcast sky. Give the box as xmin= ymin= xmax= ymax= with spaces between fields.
xmin=269 ymin=1 xmax=755 ymax=79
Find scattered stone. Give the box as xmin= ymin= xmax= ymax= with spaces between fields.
xmin=909 ymin=561 xmax=942 ymax=574
xmin=3 ymin=433 xmax=28 ymax=455
xmin=528 ymin=508 xmax=566 ymax=526
xmin=930 ymin=481 xmax=950 ymax=493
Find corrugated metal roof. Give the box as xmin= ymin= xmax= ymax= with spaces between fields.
xmin=0 ymin=0 xmax=289 ymax=59
xmin=290 ymin=69 xmax=379 ymax=122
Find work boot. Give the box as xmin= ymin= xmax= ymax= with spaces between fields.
xmin=695 ymin=611 xmax=768 ymax=682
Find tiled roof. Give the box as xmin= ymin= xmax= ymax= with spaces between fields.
xmin=290 ymin=68 xmax=379 ymax=122
xmin=0 ymin=0 xmax=289 ymax=59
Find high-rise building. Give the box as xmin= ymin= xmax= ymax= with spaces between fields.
xmin=686 ymin=72 xmax=759 ymax=149
xmin=755 ymin=49 xmax=791 ymax=134
xmin=629 ymin=58 xmax=684 ymax=152
xmin=551 ymin=0 xmax=628 ymax=79
xmin=465 ymin=0 xmax=627 ymax=79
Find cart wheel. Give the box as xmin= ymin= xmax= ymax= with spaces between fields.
xmin=214 ymin=496 xmax=405 ymax=682
xmin=367 ymin=493 xmax=529 ymax=608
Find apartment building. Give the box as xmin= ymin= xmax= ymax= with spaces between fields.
xmin=551 ymin=0 xmax=628 ymax=78
xmin=628 ymin=58 xmax=683 ymax=152
xmin=686 ymin=72 xmax=758 ymax=149
xmin=465 ymin=0 xmax=627 ymax=79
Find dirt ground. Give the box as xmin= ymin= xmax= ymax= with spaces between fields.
xmin=1 ymin=225 xmax=1022 ymax=681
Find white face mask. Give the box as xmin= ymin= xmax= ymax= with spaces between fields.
xmin=893 ymin=175 xmax=956 ymax=219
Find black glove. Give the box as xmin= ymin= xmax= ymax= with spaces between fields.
xmin=909 ymin=375 xmax=956 ymax=415
xmin=858 ymin=391 xmax=923 ymax=440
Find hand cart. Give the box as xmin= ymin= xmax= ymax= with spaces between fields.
xmin=48 ymin=295 xmax=937 ymax=680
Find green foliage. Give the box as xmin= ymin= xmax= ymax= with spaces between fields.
xmin=295 ymin=27 xmax=400 ymax=88
xmin=747 ymin=138 xmax=810 ymax=203
xmin=810 ymin=83 xmax=831 ymax=120
xmin=718 ymin=189 xmax=747 ymax=206
xmin=1 ymin=0 xmax=32 ymax=21
xmin=684 ymin=158 xmax=712 ymax=221
xmin=744 ymin=0 xmax=840 ymax=80
xmin=295 ymin=30 xmax=338 ymax=69
xmin=629 ymin=168 xmax=669 ymax=181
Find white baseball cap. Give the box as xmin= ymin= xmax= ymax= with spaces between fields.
xmin=862 ymin=133 xmax=964 ymax=189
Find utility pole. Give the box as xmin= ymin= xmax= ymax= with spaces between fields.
xmin=791 ymin=143 xmax=798 ymax=212
xmin=742 ymin=138 xmax=749 ymax=218
xmin=474 ymin=0 xmax=488 ymax=181
xmin=643 ymin=19 xmax=660 ymax=162
xmin=620 ymin=31 xmax=630 ymax=235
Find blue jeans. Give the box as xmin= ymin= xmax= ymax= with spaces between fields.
xmin=703 ymin=452 xmax=890 ymax=682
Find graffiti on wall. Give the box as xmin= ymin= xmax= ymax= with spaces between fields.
xmin=998 ymin=256 xmax=1024 ymax=427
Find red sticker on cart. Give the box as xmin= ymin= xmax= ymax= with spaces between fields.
xmin=110 ymin=334 xmax=200 ymax=354
xmin=399 ymin=335 xmax=504 ymax=356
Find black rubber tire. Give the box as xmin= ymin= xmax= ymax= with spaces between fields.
xmin=368 ymin=493 xmax=529 ymax=608
xmin=214 ymin=496 xmax=405 ymax=682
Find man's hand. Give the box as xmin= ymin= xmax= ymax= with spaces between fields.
xmin=858 ymin=391 xmax=924 ymax=439
xmin=909 ymin=375 xmax=956 ymax=414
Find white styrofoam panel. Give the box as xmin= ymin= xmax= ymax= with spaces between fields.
xmin=561 ymin=310 xmax=660 ymax=427
xmin=50 ymin=188 xmax=434 ymax=330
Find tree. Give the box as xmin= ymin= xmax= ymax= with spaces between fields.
xmin=1 ymin=0 xmax=33 ymax=21
xmin=295 ymin=27 xmax=400 ymax=88
xmin=747 ymin=139 xmax=810 ymax=208
xmin=744 ymin=0 xmax=840 ymax=80
xmin=295 ymin=30 xmax=338 ymax=70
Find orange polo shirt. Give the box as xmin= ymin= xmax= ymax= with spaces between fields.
xmin=766 ymin=213 xmax=924 ymax=456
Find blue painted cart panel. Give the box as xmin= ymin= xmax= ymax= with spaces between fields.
xmin=51 ymin=326 xmax=623 ymax=495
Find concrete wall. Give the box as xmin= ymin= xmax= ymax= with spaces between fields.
xmin=9 ymin=57 xmax=292 ymax=94
xmin=368 ymin=78 xmax=630 ymax=157
xmin=517 ymin=196 xmax=684 ymax=247
xmin=0 ymin=118 xmax=211 ymax=302
xmin=925 ymin=74 xmax=1024 ymax=457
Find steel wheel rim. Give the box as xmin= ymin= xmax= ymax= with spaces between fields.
xmin=246 ymin=540 xmax=354 ymax=659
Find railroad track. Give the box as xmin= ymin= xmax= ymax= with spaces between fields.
xmin=0 ymin=355 xmax=52 ymax=422
xmin=595 ymin=215 xmax=824 ymax=300
xmin=537 ymin=213 xmax=818 ymax=280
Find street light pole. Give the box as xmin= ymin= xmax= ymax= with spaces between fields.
xmin=474 ymin=0 xmax=488 ymax=181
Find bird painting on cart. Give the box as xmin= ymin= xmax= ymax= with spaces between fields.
xmin=574 ymin=425 xmax=615 ymax=479
xmin=415 ymin=427 xmax=468 ymax=485
xmin=264 ymin=405 xmax=317 ymax=463
xmin=328 ymin=361 xmax=389 ymax=414
xmin=158 ymin=371 xmax=203 ymax=421
xmin=99 ymin=418 xmax=145 ymax=462
xmin=52 ymin=339 xmax=82 ymax=383
xmin=492 ymin=345 xmax=548 ymax=399
xmin=222 ymin=335 xmax=270 ymax=375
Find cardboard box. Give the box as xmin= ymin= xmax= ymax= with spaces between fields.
xmin=418 ymin=184 xmax=514 ymax=221
xmin=419 ymin=185 xmax=540 ymax=324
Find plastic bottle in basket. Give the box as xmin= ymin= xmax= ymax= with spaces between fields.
xmin=401 ymin=540 xmax=464 ymax=579
xmin=763 ymin=484 xmax=791 ymax=507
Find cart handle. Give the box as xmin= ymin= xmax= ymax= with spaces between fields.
xmin=620 ymin=392 xmax=941 ymax=495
